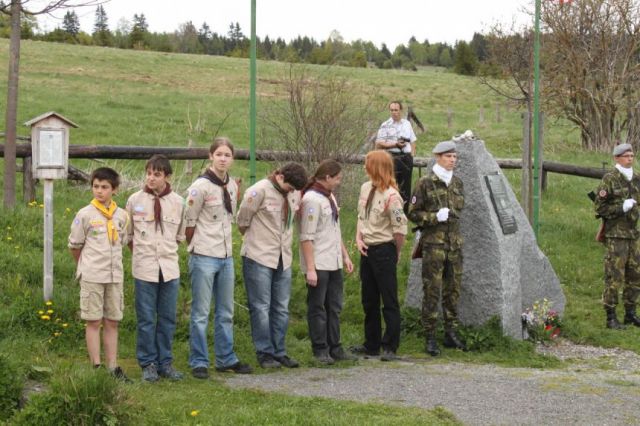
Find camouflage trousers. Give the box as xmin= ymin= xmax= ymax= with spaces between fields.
xmin=603 ymin=237 xmax=640 ymax=309
xmin=421 ymin=244 xmax=462 ymax=333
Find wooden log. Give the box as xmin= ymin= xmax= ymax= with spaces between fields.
xmin=22 ymin=157 xmax=36 ymax=203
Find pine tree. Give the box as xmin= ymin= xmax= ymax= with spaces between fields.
xmin=93 ymin=5 xmax=112 ymax=46
xmin=130 ymin=13 xmax=148 ymax=48
xmin=62 ymin=10 xmax=80 ymax=37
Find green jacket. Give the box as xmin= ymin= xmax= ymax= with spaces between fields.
xmin=408 ymin=172 xmax=464 ymax=249
xmin=595 ymin=168 xmax=640 ymax=239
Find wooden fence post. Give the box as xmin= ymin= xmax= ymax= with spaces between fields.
xmin=22 ymin=156 xmax=35 ymax=203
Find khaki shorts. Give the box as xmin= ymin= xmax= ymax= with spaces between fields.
xmin=79 ymin=280 xmax=124 ymax=321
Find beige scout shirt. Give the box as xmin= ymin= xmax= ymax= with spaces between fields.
xmin=184 ymin=177 xmax=238 ymax=259
xmin=357 ymin=181 xmax=408 ymax=246
xmin=126 ymin=190 xmax=186 ymax=282
xmin=237 ymin=178 xmax=301 ymax=270
xmin=68 ymin=203 xmax=130 ymax=283
xmin=298 ymin=190 xmax=343 ymax=273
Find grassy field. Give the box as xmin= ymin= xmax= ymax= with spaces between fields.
xmin=0 ymin=39 xmax=637 ymax=424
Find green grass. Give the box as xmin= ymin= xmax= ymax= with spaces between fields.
xmin=0 ymin=39 xmax=636 ymax=424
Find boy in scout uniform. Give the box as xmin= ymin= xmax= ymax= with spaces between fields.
xmin=353 ymin=150 xmax=408 ymax=361
xmin=126 ymin=155 xmax=185 ymax=382
xmin=68 ymin=167 xmax=130 ymax=380
xmin=185 ymin=138 xmax=252 ymax=378
xmin=237 ymin=162 xmax=308 ymax=369
xmin=594 ymin=143 xmax=640 ymax=329
xmin=299 ymin=160 xmax=355 ymax=365
xmin=408 ymin=141 xmax=467 ymax=356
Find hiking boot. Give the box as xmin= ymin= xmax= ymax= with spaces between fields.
xmin=426 ymin=334 xmax=440 ymax=357
xmin=258 ymin=354 xmax=281 ymax=369
xmin=606 ymin=308 xmax=625 ymax=330
xmin=330 ymin=347 xmax=357 ymax=362
xmin=313 ymin=353 xmax=335 ymax=365
xmin=274 ymin=355 xmax=299 ymax=368
xmin=158 ymin=363 xmax=184 ymax=381
xmin=443 ymin=331 xmax=468 ymax=351
xmin=141 ymin=363 xmax=159 ymax=383
xmin=624 ymin=308 xmax=640 ymax=327
xmin=380 ymin=349 xmax=399 ymax=362
xmin=191 ymin=366 xmax=209 ymax=379
xmin=349 ymin=344 xmax=380 ymax=357
xmin=215 ymin=362 xmax=253 ymax=374
xmin=110 ymin=366 xmax=132 ymax=383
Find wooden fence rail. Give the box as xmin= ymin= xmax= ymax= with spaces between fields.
xmin=0 ymin=143 xmax=607 ymax=202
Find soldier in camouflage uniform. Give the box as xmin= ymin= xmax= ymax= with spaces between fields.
xmin=408 ymin=141 xmax=466 ymax=356
xmin=594 ymin=143 xmax=640 ymax=329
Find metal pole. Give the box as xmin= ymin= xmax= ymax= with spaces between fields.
xmin=43 ymin=179 xmax=54 ymax=301
xmin=249 ymin=0 xmax=257 ymax=184
xmin=532 ymin=0 xmax=541 ymax=237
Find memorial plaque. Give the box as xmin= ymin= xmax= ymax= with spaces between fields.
xmin=484 ymin=173 xmax=518 ymax=234
xmin=38 ymin=129 xmax=65 ymax=168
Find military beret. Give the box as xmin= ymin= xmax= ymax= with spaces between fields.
xmin=613 ymin=143 xmax=633 ymax=157
xmin=432 ymin=141 xmax=456 ymax=154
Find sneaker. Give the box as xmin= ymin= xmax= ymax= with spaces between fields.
xmin=110 ymin=366 xmax=132 ymax=383
xmin=141 ymin=364 xmax=160 ymax=383
xmin=258 ymin=355 xmax=282 ymax=369
xmin=158 ymin=363 xmax=184 ymax=381
xmin=313 ymin=353 xmax=335 ymax=365
xmin=215 ymin=362 xmax=253 ymax=374
xmin=191 ymin=366 xmax=209 ymax=379
xmin=330 ymin=347 xmax=357 ymax=362
xmin=380 ymin=349 xmax=399 ymax=362
xmin=274 ymin=355 xmax=299 ymax=368
xmin=349 ymin=344 xmax=380 ymax=357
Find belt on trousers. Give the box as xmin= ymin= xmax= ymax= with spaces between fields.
xmin=389 ymin=151 xmax=409 ymax=156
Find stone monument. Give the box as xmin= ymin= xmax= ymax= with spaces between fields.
xmin=405 ymin=135 xmax=565 ymax=339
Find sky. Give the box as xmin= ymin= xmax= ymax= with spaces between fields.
xmin=38 ymin=0 xmax=533 ymax=48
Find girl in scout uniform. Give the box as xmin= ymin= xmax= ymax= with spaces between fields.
xmin=185 ymin=137 xmax=252 ymax=378
xmin=353 ymin=150 xmax=408 ymax=361
xmin=298 ymin=160 xmax=355 ymax=364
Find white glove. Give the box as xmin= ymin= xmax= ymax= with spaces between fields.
xmin=436 ymin=208 xmax=450 ymax=222
xmin=623 ymin=198 xmax=637 ymax=213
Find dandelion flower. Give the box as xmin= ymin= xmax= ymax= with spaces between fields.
xmin=190 ymin=410 xmax=199 ymax=417
xmin=6 ymin=236 xmax=12 ymax=241
xmin=39 ymin=204 xmax=44 ymax=208
xmin=41 ymin=315 xmax=50 ymax=321
xmin=55 ymin=318 xmax=61 ymax=322
xmin=38 ymin=310 xmax=44 ymax=315
xmin=65 ymin=208 xmax=71 ymax=213
xmin=47 ymin=309 xmax=54 ymax=314
xmin=62 ymin=323 xmax=69 ymax=328
xmin=6 ymin=226 xmax=11 ymax=230
xmin=53 ymin=332 xmax=61 ymax=337
xmin=45 ymin=301 xmax=53 ymax=306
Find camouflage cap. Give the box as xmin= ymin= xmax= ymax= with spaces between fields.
xmin=432 ymin=141 xmax=456 ymax=154
xmin=613 ymin=143 xmax=633 ymax=157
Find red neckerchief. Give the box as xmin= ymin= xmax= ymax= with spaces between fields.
xmin=143 ymin=183 xmax=172 ymax=234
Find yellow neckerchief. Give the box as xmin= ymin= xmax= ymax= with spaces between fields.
xmin=90 ymin=198 xmax=118 ymax=244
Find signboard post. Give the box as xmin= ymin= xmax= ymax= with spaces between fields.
xmin=26 ymin=112 xmax=78 ymax=301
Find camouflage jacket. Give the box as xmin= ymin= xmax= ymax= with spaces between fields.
xmin=595 ymin=168 xmax=640 ymax=239
xmin=408 ymin=172 xmax=464 ymax=249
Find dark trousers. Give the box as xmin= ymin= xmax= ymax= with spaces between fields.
xmin=393 ymin=153 xmax=413 ymax=212
xmin=307 ymin=269 xmax=344 ymax=356
xmin=359 ymin=242 xmax=400 ymax=352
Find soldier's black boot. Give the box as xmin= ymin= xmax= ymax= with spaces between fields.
xmin=443 ymin=330 xmax=468 ymax=351
xmin=624 ymin=307 xmax=640 ymax=327
xmin=425 ymin=333 xmax=440 ymax=357
xmin=606 ymin=308 xmax=625 ymax=329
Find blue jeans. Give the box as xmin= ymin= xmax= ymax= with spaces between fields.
xmin=242 ymin=256 xmax=291 ymax=358
xmin=135 ymin=277 xmax=179 ymax=369
xmin=189 ymin=254 xmax=239 ymax=369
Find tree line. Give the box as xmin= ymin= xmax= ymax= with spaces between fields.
xmin=0 ymin=5 xmax=486 ymax=75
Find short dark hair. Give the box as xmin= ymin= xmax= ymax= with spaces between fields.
xmin=210 ymin=136 xmax=235 ymax=155
xmin=278 ymin=162 xmax=308 ymax=190
xmin=90 ymin=167 xmax=120 ymax=189
xmin=145 ymin=154 xmax=172 ymax=176
xmin=389 ymin=100 xmax=403 ymax=110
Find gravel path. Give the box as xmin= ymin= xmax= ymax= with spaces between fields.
xmin=224 ymin=341 xmax=640 ymax=425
